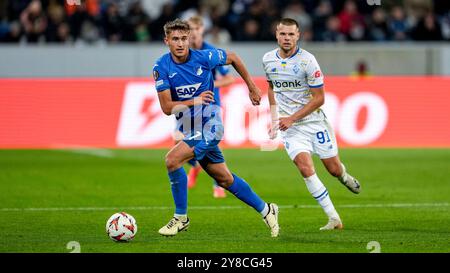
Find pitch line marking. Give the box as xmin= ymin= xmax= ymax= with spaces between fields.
xmin=51 ymin=145 xmax=115 ymax=158
xmin=0 ymin=203 xmax=448 ymax=212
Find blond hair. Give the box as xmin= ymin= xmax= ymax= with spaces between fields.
xmin=188 ymin=15 xmax=204 ymax=26
xmin=163 ymin=18 xmax=190 ymax=36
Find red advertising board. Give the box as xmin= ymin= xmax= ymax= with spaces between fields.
xmin=0 ymin=77 xmax=449 ymax=148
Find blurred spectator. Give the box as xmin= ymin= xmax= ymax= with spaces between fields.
xmin=260 ymin=0 xmax=280 ymax=41
xmin=0 ymin=21 xmax=22 ymax=43
xmin=20 ymin=0 xmax=47 ymax=43
xmin=338 ymin=0 xmax=365 ymax=38
xmin=411 ymin=12 xmax=443 ymax=40
xmin=283 ymin=1 xmax=312 ymax=32
xmin=368 ymin=8 xmax=389 ymax=41
xmin=101 ymin=2 xmax=123 ymax=42
xmin=45 ymin=2 xmax=68 ymax=42
xmin=150 ymin=2 xmax=176 ymax=40
xmin=235 ymin=0 xmax=266 ymax=41
xmin=205 ymin=23 xmax=231 ymax=45
xmin=322 ymin=16 xmax=346 ymax=42
xmin=348 ymin=20 xmax=366 ymax=41
xmin=122 ymin=1 xmax=151 ymax=42
xmin=388 ymin=6 xmax=410 ymax=41
xmin=312 ymin=0 xmax=333 ymax=40
xmin=237 ymin=18 xmax=261 ymax=41
xmin=440 ymin=11 xmax=450 ymax=40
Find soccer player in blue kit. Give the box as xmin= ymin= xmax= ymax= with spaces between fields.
xmin=153 ymin=19 xmax=279 ymax=237
xmin=183 ymin=16 xmax=235 ymax=199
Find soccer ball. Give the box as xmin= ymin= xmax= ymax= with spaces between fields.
xmin=106 ymin=212 xmax=137 ymax=242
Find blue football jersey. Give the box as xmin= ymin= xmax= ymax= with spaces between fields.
xmin=153 ymin=48 xmax=227 ymax=140
xmin=201 ymin=41 xmax=230 ymax=106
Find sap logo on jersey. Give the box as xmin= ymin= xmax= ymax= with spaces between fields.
xmin=273 ymin=80 xmax=302 ymax=89
xmin=176 ymin=83 xmax=202 ymax=98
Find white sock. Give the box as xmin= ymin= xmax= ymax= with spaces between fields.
xmin=174 ymin=214 xmax=187 ymax=220
xmin=260 ymin=203 xmax=269 ymax=217
xmin=304 ymin=174 xmax=339 ymax=219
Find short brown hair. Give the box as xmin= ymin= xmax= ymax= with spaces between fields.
xmin=188 ymin=15 xmax=203 ymax=26
xmin=278 ymin=18 xmax=300 ymax=30
xmin=163 ymin=18 xmax=190 ymax=36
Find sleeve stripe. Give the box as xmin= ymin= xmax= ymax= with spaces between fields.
xmin=309 ymin=84 xmax=324 ymax=88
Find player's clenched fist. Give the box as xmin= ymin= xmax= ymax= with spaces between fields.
xmin=279 ymin=116 xmax=294 ymax=131
xmin=196 ymin=91 xmax=215 ymax=105
xmin=249 ymin=86 xmax=261 ymax=106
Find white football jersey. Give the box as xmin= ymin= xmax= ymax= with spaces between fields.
xmin=262 ymin=47 xmax=326 ymax=124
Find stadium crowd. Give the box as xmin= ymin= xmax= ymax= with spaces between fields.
xmin=0 ymin=0 xmax=449 ymax=44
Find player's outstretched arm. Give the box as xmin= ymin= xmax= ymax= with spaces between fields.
xmin=279 ymin=86 xmax=325 ymax=131
xmin=225 ymin=51 xmax=261 ymax=105
xmin=157 ymin=89 xmax=215 ymax=115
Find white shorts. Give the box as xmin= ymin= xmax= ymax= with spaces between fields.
xmin=280 ymin=119 xmax=338 ymax=160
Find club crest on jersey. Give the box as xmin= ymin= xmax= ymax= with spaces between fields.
xmin=196 ymin=66 xmax=203 ymax=76
xmin=176 ymin=83 xmax=202 ymax=98
xmin=293 ymin=64 xmax=299 ymax=74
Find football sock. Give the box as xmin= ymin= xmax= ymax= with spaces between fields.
xmin=168 ymin=167 xmax=188 ymax=215
xmin=227 ymin=174 xmax=266 ymax=214
xmin=174 ymin=214 xmax=187 ymax=221
xmin=260 ymin=203 xmax=269 ymax=217
xmin=304 ymin=173 xmax=339 ymax=219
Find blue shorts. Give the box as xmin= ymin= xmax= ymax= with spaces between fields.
xmin=183 ymin=137 xmax=225 ymax=168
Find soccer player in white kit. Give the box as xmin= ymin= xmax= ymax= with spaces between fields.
xmin=263 ymin=18 xmax=361 ymax=230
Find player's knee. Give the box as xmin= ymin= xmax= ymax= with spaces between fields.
xmin=165 ymin=155 xmax=180 ymax=171
xmin=215 ymin=173 xmax=234 ymax=188
xmin=297 ymin=164 xmax=315 ymax=178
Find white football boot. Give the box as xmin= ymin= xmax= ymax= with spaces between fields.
xmin=338 ymin=164 xmax=361 ymax=194
xmin=319 ymin=217 xmax=343 ymax=230
xmin=263 ymin=203 xmax=280 ymax=237
xmin=158 ymin=216 xmax=190 ymax=236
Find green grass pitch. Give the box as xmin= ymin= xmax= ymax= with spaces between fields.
xmin=0 ymin=148 xmax=449 ymax=253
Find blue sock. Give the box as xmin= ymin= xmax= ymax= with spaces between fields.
xmin=168 ymin=167 xmax=188 ymax=215
xmin=227 ymin=174 xmax=266 ymax=213
xmin=187 ymin=158 xmax=197 ymax=167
